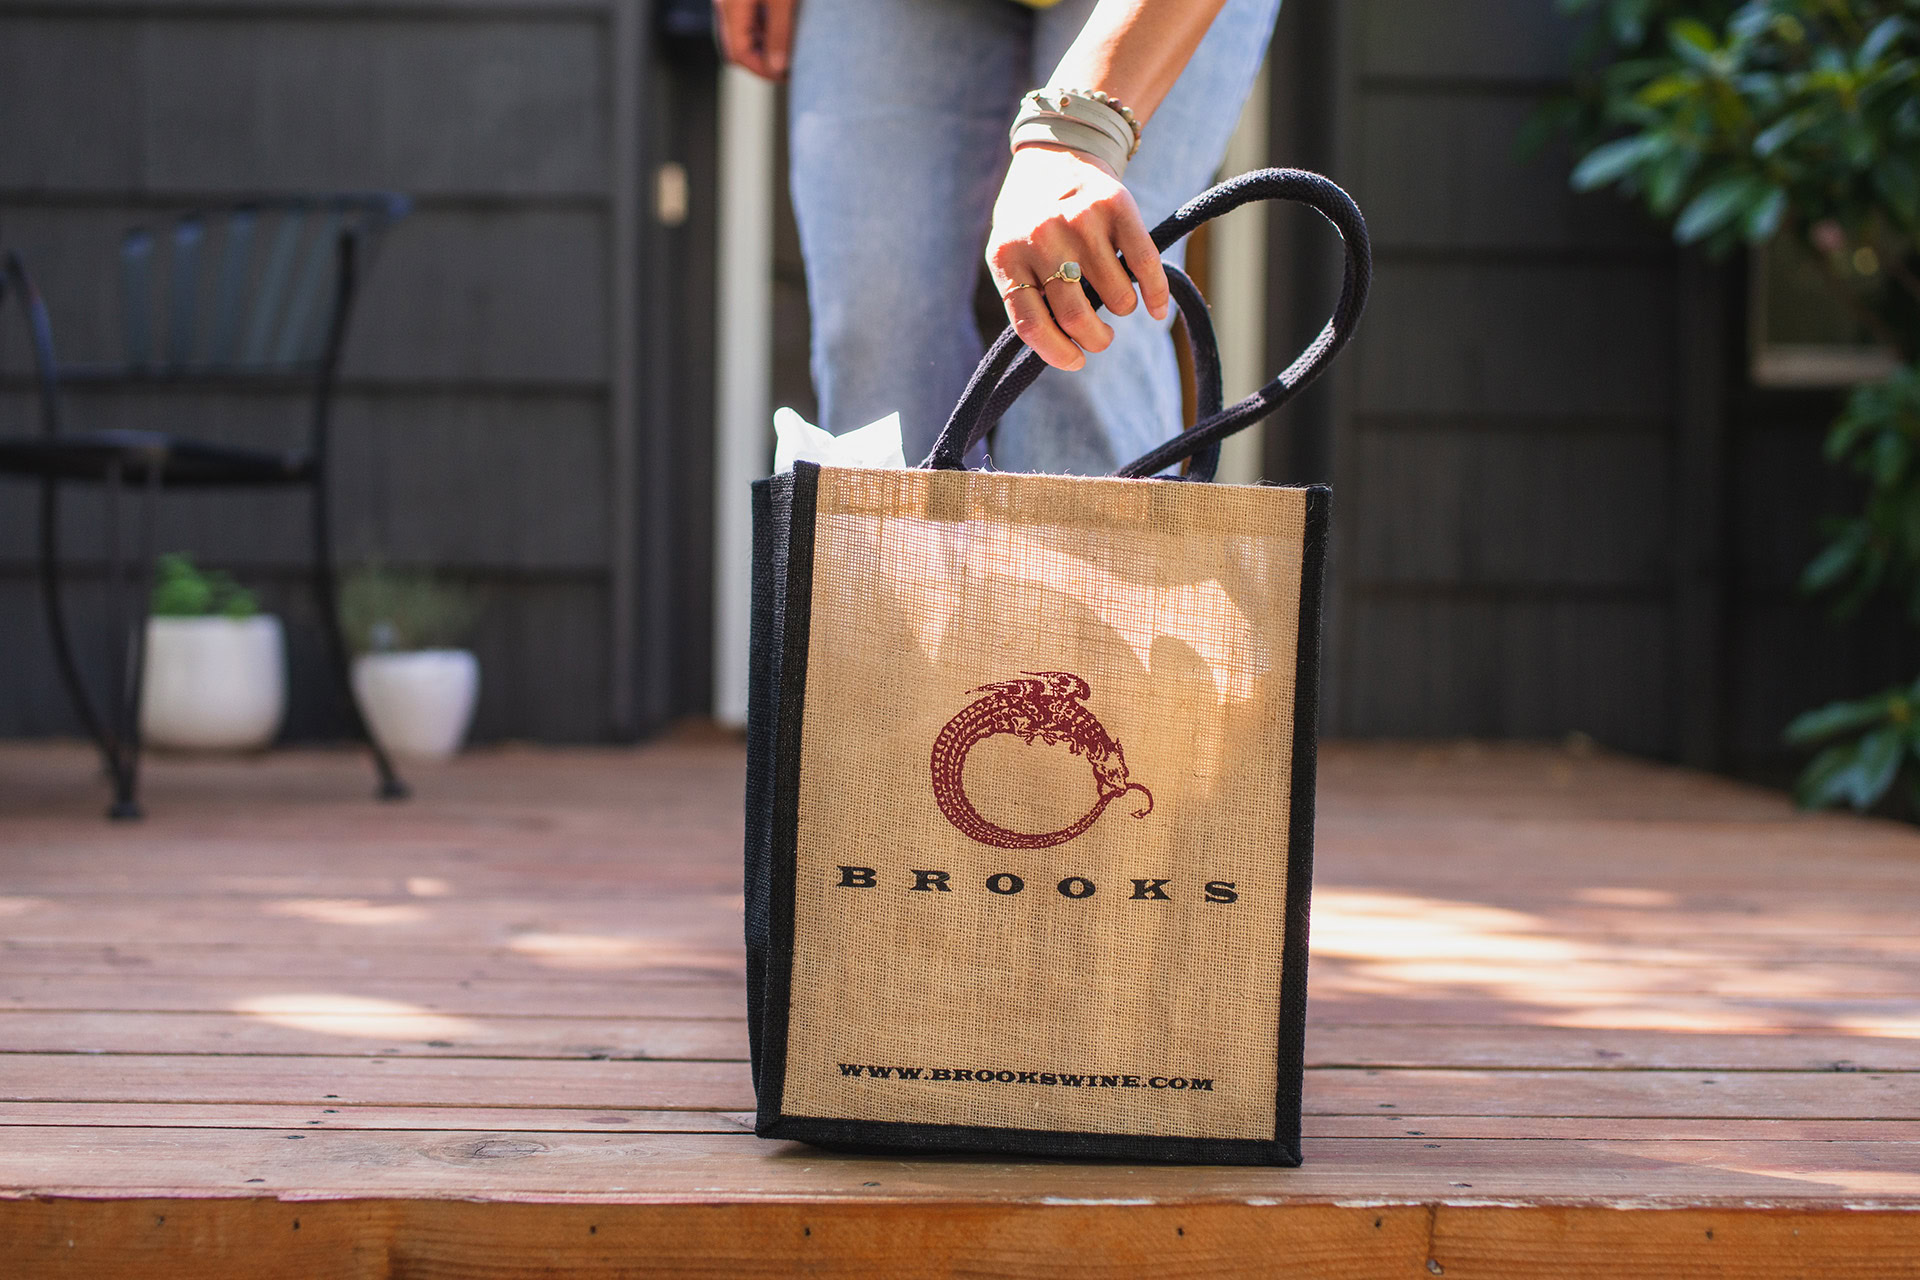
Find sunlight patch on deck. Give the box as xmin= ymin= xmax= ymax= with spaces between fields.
xmin=264 ymin=898 xmax=429 ymax=926
xmin=1312 ymin=890 xmax=1588 ymax=966
xmin=506 ymin=931 xmax=739 ymax=973
xmin=1831 ymin=1015 xmax=1920 ymax=1040
xmin=230 ymin=993 xmax=482 ymax=1040
xmin=1311 ymin=887 xmax=1910 ymax=1034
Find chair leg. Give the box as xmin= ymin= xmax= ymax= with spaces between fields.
xmin=102 ymin=457 xmax=142 ymax=821
xmin=37 ymin=475 xmax=120 ymax=790
xmin=107 ymin=464 xmax=164 ymax=821
xmin=311 ymin=478 xmax=406 ymax=801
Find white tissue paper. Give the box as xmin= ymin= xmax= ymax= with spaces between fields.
xmin=772 ymin=407 xmax=907 ymax=473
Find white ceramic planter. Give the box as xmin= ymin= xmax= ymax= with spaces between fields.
xmin=139 ymin=615 xmax=287 ymax=751
xmin=352 ymin=649 xmax=479 ymax=761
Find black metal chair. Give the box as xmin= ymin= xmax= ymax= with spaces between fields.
xmin=0 ymin=195 xmax=412 ymax=818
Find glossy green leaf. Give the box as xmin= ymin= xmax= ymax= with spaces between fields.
xmin=1754 ymin=107 xmax=1818 ymax=156
xmin=1676 ymin=173 xmax=1765 ymax=241
xmin=1745 ymin=186 xmax=1788 ymax=239
xmin=1796 ymin=740 xmax=1864 ymax=808
xmin=1571 ymin=133 xmax=1666 ymax=189
xmin=1858 ymin=15 xmax=1911 ymax=69
xmin=1848 ymin=725 xmax=1907 ymax=808
xmin=1800 ymin=521 xmax=1870 ymax=593
xmin=1671 ymin=17 xmax=1720 ymax=53
xmin=1785 ymin=691 xmax=1900 ymax=744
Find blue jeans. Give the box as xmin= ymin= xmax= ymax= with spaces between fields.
xmin=789 ymin=0 xmax=1282 ymax=475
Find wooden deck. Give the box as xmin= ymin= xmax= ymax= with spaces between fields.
xmin=1 ymin=736 xmax=1916 ymax=1276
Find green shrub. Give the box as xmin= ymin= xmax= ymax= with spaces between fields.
xmin=1547 ymin=0 xmax=1920 ymax=811
xmin=339 ymin=564 xmax=482 ymax=655
xmin=150 ymin=552 xmax=260 ymax=619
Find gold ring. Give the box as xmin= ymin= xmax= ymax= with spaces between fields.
xmin=1003 ymin=262 xmax=1082 ymax=302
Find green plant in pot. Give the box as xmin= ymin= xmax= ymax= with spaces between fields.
xmin=1545 ymin=0 xmax=1920 ymax=810
xmin=140 ymin=552 xmax=286 ymax=751
xmin=341 ymin=565 xmax=484 ymax=761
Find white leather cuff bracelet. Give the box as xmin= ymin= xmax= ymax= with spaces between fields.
xmin=1009 ymin=87 xmax=1140 ymax=179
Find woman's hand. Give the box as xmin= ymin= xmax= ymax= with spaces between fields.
xmin=986 ymin=144 xmax=1170 ymax=372
xmin=714 ymin=0 xmax=798 ymax=80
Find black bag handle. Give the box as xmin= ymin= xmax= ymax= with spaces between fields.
xmin=921 ymin=168 xmax=1371 ymax=480
xmin=953 ymin=262 xmax=1227 ymax=481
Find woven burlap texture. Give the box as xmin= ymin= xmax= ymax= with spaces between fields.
xmin=782 ymin=466 xmax=1306 ymax=1141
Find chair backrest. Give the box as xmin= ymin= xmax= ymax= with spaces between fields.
xmin=116 ymin=193 xmax=409 ymax=379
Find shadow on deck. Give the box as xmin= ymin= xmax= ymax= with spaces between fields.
xmin=2 ymin=737 xmax=1916 ymax=1276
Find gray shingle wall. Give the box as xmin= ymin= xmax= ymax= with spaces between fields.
xmin=1323 ymin=0 xmax=1682 ymax=754
xmin=0 ymin=0 xmax=711 ymax=743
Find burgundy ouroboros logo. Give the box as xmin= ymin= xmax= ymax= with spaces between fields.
xmin=930 ymin=672 xmax=1154 ymax=850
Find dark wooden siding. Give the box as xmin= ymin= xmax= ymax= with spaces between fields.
xmin=1301 ymin=0 xmax=1683 ymax=755
xmin=0 ymin=0 xmax=717 ymax=743
xmin=1267 ymin=0 xmax=1908 ymax=773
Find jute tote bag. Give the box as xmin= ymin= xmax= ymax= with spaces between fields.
xmin=745 ymin=169 xmax=1370 ymax=1166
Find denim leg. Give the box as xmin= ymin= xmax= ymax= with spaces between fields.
xmin=988 ymin=0 xmax=1284 ymax=476
xmin=788 ymin=0 xmax=1028 ymax=461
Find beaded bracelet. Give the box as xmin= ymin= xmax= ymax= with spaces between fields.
xmin=1009 ymin=86 xmax=1143 ymax=178
xmin=1049 ymin=89 xmax=1141 ymax=157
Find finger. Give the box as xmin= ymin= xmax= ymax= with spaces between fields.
xmin=1112 ymin=213 xmax=1169 ymax=322
xmin=1043 ymin=273 xmax=1115 ymax=355
xmin=1080 ymin=238 xmax=1139 ymax=317
xmin=763 ymin=0 xmax=796 ymax=79
xmin=716 ymin=0 xmax=775 ymax=78
xmin=1004 ymin=285 xmax=1084 ymax=371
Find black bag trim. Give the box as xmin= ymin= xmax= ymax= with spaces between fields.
xmin=1272 ymin=483 xmax=1330 ymax=1162
xmin=753 ymin=461 xmax=820 ymax=1134
xmin=748 ymin=466 xmax=1329 ymax=1167
xmin=762 ymin=1116 xmax=1294 ymax=1167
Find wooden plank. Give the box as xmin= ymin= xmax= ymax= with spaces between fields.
xmin=6 ymin=1196 xmax=1919 ymax=1280
xmin=343 ymin=209 xmax=609 ymax=383
xmin=7 ymin=1015 xmax=1915 ymax=1074
xmin=1358 ymin=93 xmax=1662 ymax=253
xmin=0 ymin=976 xmax=745 ymax=1018
xmin=14 ymin=883 xmax=1920 ymax=946
xmin=1300 ymin=1069 xmax=1920 ymax=1121
xmin=1305 ymin=1025 xmax=1920 ymax=1072
xmin=5 ymin=1102 xmax=1908 ymax=1144
xmin=0 ymin=1012 xmax=749 ymax=1059
xmin=10 ymin=928 xmax=1919 ymax=976
xmin=0 ymin=391 xmax=610 ymax=572
xmin=138 ymin=15 xmax=608 ymax=196
xmin=0 ymin=18 xmax=140 ymax=189
xmin=1339 ymin=595 xmax=1673 ymax=752
xmin=14 ymin=841 xmax=1920 ymax=912
xmin=1361 ymin=0 xmax=1580 ymax=82
xmin=0 ymin=942 xmax=753 ymax=980
xmin=1431 ymin=1206 xmax=1920 ymax=1279
xmin=4 ymin=1200 xmax=1422 ymax=1280
xmin=2 ymin=1057 xmax=1914 ymax=1121
xmin=0 ymin=1102 xmax=757 ymax=1133
xmin=0 ymin=1128 xmax=1913 ymax=1202
xmin=1354 ymin=262 xmax=1675 ymax=417
xmin=1304 ymin=991 xmax=1920 ymax=1033
xmin=1350 ymin=425 xmax=1671 ymax=589
xmin=0 ymin=1054 xmax=755 ymax=1110
xmin=1674 ymin=256 xmax=1736 ymax=768
xmin=0 ymin=205 xmax=611 ymax=385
